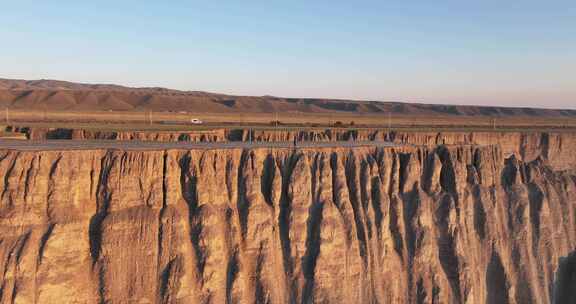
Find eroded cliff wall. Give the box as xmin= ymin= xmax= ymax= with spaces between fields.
xmin=0 ymin=144 xmax=574 ymax=303
xmin=235 ymin=129 xmax=576 ymax=171
xmin=16 ymin=127 xmax=576 ymax=171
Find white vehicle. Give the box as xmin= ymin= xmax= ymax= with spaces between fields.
xmin=190 ymin=118 xmax=203 ymax=124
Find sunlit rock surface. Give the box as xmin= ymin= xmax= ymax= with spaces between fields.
xmin=0 ymin=140 xmax=574 ymax=303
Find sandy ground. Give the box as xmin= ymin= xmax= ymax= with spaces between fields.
xmin=2 ymin=109 xmax=576 ymax=130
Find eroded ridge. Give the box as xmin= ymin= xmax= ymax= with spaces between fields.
xmin=0 ymin=144 xmax=574 ymax=303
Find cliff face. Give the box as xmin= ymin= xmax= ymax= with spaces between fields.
xmin=249 ymin=130 xmax=576 ymax=171
xmin=23 ymin=128 xmax=228 ymax=143
xmin=0 ymin=144 xmax=574 ymax=304
xmin=17 ymin=127 xmax=576 ymax=171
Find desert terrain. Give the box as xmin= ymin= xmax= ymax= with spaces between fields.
xmin=0 ymin=79 xmax=574 ymax=303
xmin=0 ymin=78 xmax=575 ymax=130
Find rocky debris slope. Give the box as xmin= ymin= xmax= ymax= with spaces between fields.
xmin=0 ymin=144 xmax=574 ymax=303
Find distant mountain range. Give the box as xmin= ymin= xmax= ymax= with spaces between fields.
xmin=0 ymin=78 xmax=574 ymax=117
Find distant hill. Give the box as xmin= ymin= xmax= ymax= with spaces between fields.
xmin=0 ymin=78 xmax=575 ymax=117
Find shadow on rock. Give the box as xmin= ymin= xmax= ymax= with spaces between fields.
xmin=553 ymin=250 xmax=576 ymax=304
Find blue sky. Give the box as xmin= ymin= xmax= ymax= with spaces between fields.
xmin=1 ymin=0 xmax=575 ymax=108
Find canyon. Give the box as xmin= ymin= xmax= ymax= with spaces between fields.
xmin=0 ymin=130 xmax=574 ymax=303
xmin=16 ymin=127 xmax=576 ymax=172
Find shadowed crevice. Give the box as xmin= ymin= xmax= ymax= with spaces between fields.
xmin=436 ymin=147 xmax=458 ymax=204
xmin=416 ymin=278 xmax=427 ymax=304
xmin=398 ymin=153 xmax=411 ymax=193
xmin=236 ymin=150 xmax=250 ymax=240
xmin=402 ymin=183 xmax=420 ymax=263
xmin=159 ymin=257 xmax=184 ymax=303
xmin=254 ymin=244 xmax=268 ymax=304
xmin=278 ymin=152 xmax=300 ymax=302
xmin=388 ymin=195 xmax=405 ymax=261
xmin=501 ymin=156 xmax=519 ymax=188
xmin=402 ymin=183 xmax=421 ymax=295
xmin=261 ymin=154 xmax=276 ymax=207
xmin=179 ymin=152 xmax=206 ymax=278
xmin=472 ymin=186 xmax=487 ymax=240
xmin=436 ymin=194 xmax=462 ymax=303
xmin=89 ymin=152 xmax=114 ymax=264
xmin=36 ymin=223 xmax=55 ymax=266
xmin=302 ymin=201 xmax=324 ymax=303
xmin=421 ymin=152 xmax=437 ymax=193
xmin=359 ymin=160 xmax=373 ymax=238
xmin=88 ymin=152 xmax=116 ymax=303
xmin=344 ymin=153 xmax=368 ymax=267
xmin=553 ymin=250 xmax=576 ymax=304
xmin=526 ymin=183 xmax=544 ymax=246
xmin=1 ymin=152 xmax=20 ymax=205
xmin=370 ymin=176 xmax=384 ymax=241
xmin=486 ymin=250 xmax=509 ymax=304
xmin=225 ymin=251 xmax=239 ymax=304
xmin=540 ymin=133 xmax=550 ymax=160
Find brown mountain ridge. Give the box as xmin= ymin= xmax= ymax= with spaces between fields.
xmin=0 ymin=78 xmax=575 ymax=116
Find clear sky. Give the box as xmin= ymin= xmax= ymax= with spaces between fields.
xmin=1 ymin=0 xmax=575 ymax=109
